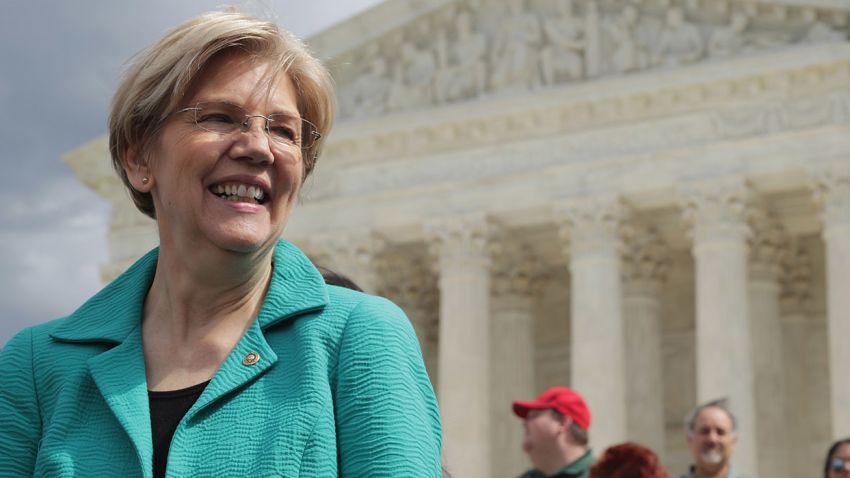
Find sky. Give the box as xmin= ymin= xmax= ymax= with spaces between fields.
xmin=0 ymin=0 xmax=385 ymax=347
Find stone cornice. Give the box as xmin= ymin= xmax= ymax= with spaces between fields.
xmin=312 ymin=46 xmax=850 ymax=200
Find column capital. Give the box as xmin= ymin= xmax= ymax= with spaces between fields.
xmin=555 ymin=195 xmax=626 ymax=259
xmin=809 ymin=163 xmax=850 ymax=231
xmin=748 ymin=207 xmax=787 ymax=282
xmin=378 ymin=254 xmax=438 ymax=313
xmin=306 ymin=228 xmax=386 ymax=268
xmin=491 ymin=239 xmax=549 ymax=301
xmin=621 ymin=223 xmax=669 ymax=295
xmin=425 ymin=213 xmax=492 ymax=271
xmin=780 ymin=239 xmax=814 ymax=316
xmin=680 ymin=177 xmax=752 ymax=247
xmin=304 ymin=228 xmax=386 ymax=292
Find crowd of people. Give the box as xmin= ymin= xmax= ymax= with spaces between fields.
xmin=510 ymin=385 xmax=850 ymax=478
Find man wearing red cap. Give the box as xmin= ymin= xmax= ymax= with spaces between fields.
xmin=513 ymin=386 xmax=595 ymax=478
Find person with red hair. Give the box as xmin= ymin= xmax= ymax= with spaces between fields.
xmin=590 ymin=442 xmax=669 ymax=478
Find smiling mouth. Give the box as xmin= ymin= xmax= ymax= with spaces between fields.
xmin=209 ymin=182 xmax=268 ymax=205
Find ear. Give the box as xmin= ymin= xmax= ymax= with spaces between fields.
xmin=123 ymin=146 xmax=154 ymax=192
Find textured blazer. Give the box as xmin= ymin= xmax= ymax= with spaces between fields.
xmin=0 ymin=240 xmax=442 ymax=477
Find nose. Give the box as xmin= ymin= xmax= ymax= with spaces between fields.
xmin=231 ymin=117 xmax=274 ymax=164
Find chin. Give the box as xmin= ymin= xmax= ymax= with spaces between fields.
xmin=208 ymin=229 xmax=277 ymax=255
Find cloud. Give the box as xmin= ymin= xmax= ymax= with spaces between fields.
xmin=0 ymin=178 xmax=109 ymax=347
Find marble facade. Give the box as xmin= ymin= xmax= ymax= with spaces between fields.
xmin=66 ymin=1 xmax=850 ymax=477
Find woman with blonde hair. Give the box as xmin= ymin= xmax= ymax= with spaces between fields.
xmin=0 ymin=10 xmax=441 ymax=477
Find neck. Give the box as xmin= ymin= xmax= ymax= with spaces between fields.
xmin=695 ymin=462 xmax=729 ymax=478
xmin=144 ymin=240 xmax=274 ymax=341
xmin=533 ymin=446 xmax=586 ymax=477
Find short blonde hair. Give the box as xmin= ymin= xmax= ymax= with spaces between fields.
xmin=109 ymin=9 xmax=335 ymax=218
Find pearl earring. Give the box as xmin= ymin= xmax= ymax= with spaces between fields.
xmin=142 ymin=177 xmax=150 ymax=185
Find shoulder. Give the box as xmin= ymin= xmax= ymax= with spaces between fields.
xmin=326 ymin=287 xmax=416 ymax=348
xmin=1 ymin=317 xmax=72 ymax=361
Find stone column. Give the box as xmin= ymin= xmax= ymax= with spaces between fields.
xmin=427 ymin=214 xmax=492 ymax=478
xmin=556 ymin=196 xmax=627 ymax=449
xmin=779 ymin=240 xmax=821 ymax=478
xmin=811 ymin=166 xmax=850 ymax=438
xmin=378 ymin=254 xmax=439 ymax=386
xmin=490 ymin=239 xmax=546 ymax=478
xmin=681 ymin=178 xmax=757 ymax=477
xmin=747 ymin=209 xmax=789 ymax=478
xmin=621 ymin=224 xmax=668 ymax=457
xmin=309 ymin=229 xmax=385 ymax=293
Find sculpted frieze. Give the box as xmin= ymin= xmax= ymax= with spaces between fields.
xmin=331 ymin=0 xmax=849 ymax=119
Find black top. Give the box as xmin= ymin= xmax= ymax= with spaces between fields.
xmin=149 ymin=381 xmax=210 ymax=478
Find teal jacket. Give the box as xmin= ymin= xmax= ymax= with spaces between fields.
xmin=0 ymin=240 xmax=442 ymax=477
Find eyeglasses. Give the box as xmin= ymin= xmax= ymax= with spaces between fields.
xmin=832 ymin=458 xmax=850 ymax=472
xmin=176 ymin=101 xmax=321 ymax=150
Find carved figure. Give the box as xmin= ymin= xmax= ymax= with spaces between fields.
xmin=804 ymin=20 xmax=847 ymax=43
xmin=489 ymin=0 xmax=543 ymax=92
xmin=708 ymin=12 xmax=749 ymax=58
xmin=654 ymin=7 xmax=704 ymax=67
xmin=434 ymin=11 xmax=487 ymax=103
xmin=605 ymin=4 xmax=642 ymax=74
xmin=540 ymin=0 xmax=586 ymax=85
xmin=387 ymin=41 xmax=437 ymax=111
xmin=346 ymin=48 xmax=391 ymax=118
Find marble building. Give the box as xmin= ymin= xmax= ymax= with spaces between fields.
xmin=66 ymin=0 xmax=850 ymax=477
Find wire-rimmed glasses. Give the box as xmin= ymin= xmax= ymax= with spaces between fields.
xmin=176 ymin=101 xmax=321 ymax=151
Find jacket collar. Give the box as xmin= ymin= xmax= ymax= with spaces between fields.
xmin=50 ymin=239 xmax=329 ymax=344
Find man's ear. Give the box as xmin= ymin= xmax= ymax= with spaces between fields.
xmin=123 ymin=146 xmax=153 ymax=192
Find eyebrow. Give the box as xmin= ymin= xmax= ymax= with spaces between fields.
xmin=192 ymin=98 xmax=300 ymax=118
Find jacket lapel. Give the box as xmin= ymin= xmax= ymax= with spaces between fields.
xmin=87 ymin=324 xmax=153 ymax=478
xmin=187 ymin=240 xmax=329 ymax=419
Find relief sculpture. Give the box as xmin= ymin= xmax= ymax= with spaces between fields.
xmin=540 ymin=0 xmax=586 ymax=85
xmin=387 ymin=40 xmax=438 ymax=111
xmin=335 ymin=0 xmax=848 ymax=118
xmin=435 ymin=11 xmax=487 ymax=103
xmin=654 ymin=7 xmax=704 ymax=67
xmin=489 ymin=0 xmax=543 ymax=92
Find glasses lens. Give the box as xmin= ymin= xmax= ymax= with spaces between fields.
xmin=833 ymin=458 xmax=847 ymax=471
xmin=192 ymin=102 xmax=242 ymax=134
xmin=185 ymin=102 xmax=320 ymax=151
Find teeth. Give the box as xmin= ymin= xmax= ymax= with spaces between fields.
xmin=212 ymin=182 xmax=266 ymax=203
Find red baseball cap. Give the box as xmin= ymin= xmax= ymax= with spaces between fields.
xmin=512 ymin=386 xmax=591 ymax=430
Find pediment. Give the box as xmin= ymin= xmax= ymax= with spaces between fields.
xmin=308 ymin=0 xmax=849 ymax=120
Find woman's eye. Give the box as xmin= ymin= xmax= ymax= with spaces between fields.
xmin=199 ymin=113 xmax=235 ymax=124
xmin=269 ymin=125 xmax=297 ymax=142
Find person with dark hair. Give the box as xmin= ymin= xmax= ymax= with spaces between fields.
xmin=679 ymin=398 xmax=747 ymax=478
xmin=317 ymin=266 xmax=364 ymax=292
xmin=590 ymin=442 xmax=668 ymax=478
xmin=512 ymin=386 xmax=594 ymax=477
xmin=824 ymin=437 xmax=850 ymax=478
